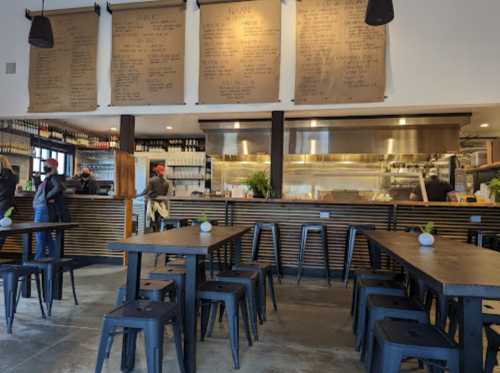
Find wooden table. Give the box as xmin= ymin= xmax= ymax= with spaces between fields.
xmin=362 ymin=229 xmax=500 ymax=373
xmin=108 ymin=225 xmax=252 ymax=373
xmin=0 ymin=222 xmax=78 ymax=299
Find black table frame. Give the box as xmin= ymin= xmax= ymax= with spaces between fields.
xmin=365 ymin=236 xmax=485 ymax=373
xmin=118 ymin=233 xmax=243 ymax=373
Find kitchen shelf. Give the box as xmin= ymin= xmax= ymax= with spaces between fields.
xmin=465 ymin=162 xmax=500 ymax=173
xmin=167 ymin=164 xmax=205 ymax=167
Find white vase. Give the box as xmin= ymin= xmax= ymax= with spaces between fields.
xmin=418 ymin=232 xmax=434 ymax=246
xmin=200 ymin=221 xmax=213 ymax=233
xmin=0 ymin=217 xmax=12 ymax=227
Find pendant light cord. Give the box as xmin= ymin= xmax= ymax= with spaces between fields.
xmin=42 ymin=0 xmax=45 ymax=16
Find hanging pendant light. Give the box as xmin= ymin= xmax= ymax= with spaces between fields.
xmin=29 ymin=0 xmax=54 ymax=48
xmin=365 ymin=0 xmax=394 ymax=26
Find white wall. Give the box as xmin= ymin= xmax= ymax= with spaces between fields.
xmin=1 ymin=0 xmax=500 ymax=118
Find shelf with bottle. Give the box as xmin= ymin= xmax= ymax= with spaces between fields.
xmin=0 ymin=132 xmax=32 ymax=157
xmin=135 ymin=137 xmax=205 ymax=153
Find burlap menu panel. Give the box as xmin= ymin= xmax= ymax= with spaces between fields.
xmin=28 ymin=11 xmax=98 ymax=112
xmin=111 ymin=2 xmax=185 ymax=106
xmin=295 ymin=0 xmax=386 ymax=104
xmin=199 ymin=0 xmax=281 ymax=104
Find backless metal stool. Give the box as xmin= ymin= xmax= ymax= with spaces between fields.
xmin=251 ymin=223 xmax=283 ymax=280
xmin=296 ymin=223 xmax=330 ymax=285
xmin=154 ymin=217 xmax=189 ymax=267
xmin=343 ymin=224 xmax=376 ymax=285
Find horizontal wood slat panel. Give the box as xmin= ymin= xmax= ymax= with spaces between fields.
xmin=3 ymin=197 xmax=126 ymax=259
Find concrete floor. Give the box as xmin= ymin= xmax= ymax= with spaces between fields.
xmin=0 ymin=262 xmax=491 ymax=372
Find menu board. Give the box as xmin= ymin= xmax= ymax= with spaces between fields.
xmin=295 ymin=0 xmax=386 ymax=104
xmin=28 ymin=11 xmax=98 ymax=113
xmin=111 ymin=3 xmax=185 ymax=106
xmin=199 ymin=0 xmax=281 ymax=104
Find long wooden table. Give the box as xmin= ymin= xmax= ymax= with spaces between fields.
xmin=0 ymin=222 xmax=78 ymax=298
xmin=108 ymin=225 xmax=252 ymax=373
xmin=362 ymin=229 xmax=500 ymax=373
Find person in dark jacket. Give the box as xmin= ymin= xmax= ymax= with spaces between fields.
xmin=0 ymin=156 xmax=18 ymax=249
xmin=72 ymin=167 xmax=98 ymax=195
xmin=33 ymin=158 xmax=65 ymax=259
xmin=140 ymin=165 xmax=171 ymax=231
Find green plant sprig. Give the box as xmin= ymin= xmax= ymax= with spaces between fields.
xmin=419 ymin=222 xmax=435 ymax=234
xmin=4 ymin=207 xmax=14 ymax=219
xmin=244 ymin=171 xmax=271 ymax=198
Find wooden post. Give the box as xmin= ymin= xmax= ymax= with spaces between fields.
xmin=271 ymin=111 xmax=284 ymax=198
xmin=120 ymin=115 xmax=135 ymax=266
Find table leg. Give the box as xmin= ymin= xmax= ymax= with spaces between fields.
xmin=233 ymin=236 xmax=242 ymax=266
xmin=121 ymin=251 xmax=141 ymax=372
xmin=459 ymin=297 xmax=483 ymax=373
xmin=367 ymin=239 xmax=381 ymax=270
xmin=22 ymin=233 xmax=32 ymax=298
xmin=184 ymin=255 xmax=199 ymax=373
xmin=54 ymin=230 xmax=64 ymax=300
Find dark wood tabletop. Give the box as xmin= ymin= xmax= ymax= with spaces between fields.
xmin=108 ymin=225 xmax=252 ymax=255
xmin=0 ymin=222 xmax=79 ymax=236
xmin=362 ymin=230 xmax=500 ymax=298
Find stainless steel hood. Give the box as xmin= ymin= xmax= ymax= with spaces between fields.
xmin=201 ymin=114 xmax=470 ymax=156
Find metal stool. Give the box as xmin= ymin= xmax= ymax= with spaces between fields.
xmin=467 ymin=229 xmax=500 ymax=249
xmin=343 ymin=224 xmax=376 ymax=285
xmin=154 ymin=217 xmax=189 ymax=266
xmin=353 ymin=279 xmax=405 ymax=343
xmin=296 ymin=223 xmax=330 ymax=285
xmin=233 ymin=261 xmax=278 ymax=323
xmin=216 ymin=270 xmax=259 ymax=341
xmin=24 ymin=257 xmax=79 ymax=316
xmin=361 ymin=295 xmax=428 ymax=367
xmin=370 ymin=319 xmax=459 ymax=373
xmin=191 ymin=219 xmax=222 ymax=277
xmin=95 ymin=300 xmax=185 ymax=373
xmin=198 ymin=281 xmax=252 ymax=369
xmin=251 ymin=223 xmax=283 ymax=280
xmin=148 ymin=267 xmax=186 ymax=319
xmin=0 ymin=265 xmax=46 ymax=334
xmin=116 ymin=279 xmax=176 ymax=305
xmin=485 ymin=324 xmax=500 ymax=373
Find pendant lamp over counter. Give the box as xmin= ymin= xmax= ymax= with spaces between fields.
xmin=29 ymin=0 xmax=54 ymax=48
xmin=365 ymin=0 xmax=394 ymax=26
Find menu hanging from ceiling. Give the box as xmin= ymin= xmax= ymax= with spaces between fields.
xmin=28 ymin=10 xmax=98 ymax=113
xmin=110 ymin=1 xmax=185 ymax=106
xmin=295 ymin=0 xmax=386 ymax=104
xmin=199 ymin=0 xmax=281 ymax=104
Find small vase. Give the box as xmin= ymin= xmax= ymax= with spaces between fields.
xmin=200 ymin=221 xmax=213 ymax=233
xmin=0 ymin=217 xmax=12 ymax=227
xmin=418 ymin=232 xmax=434 ymax=246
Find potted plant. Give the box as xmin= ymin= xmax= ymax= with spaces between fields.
xmin=488 ymin=177 xmax=500 ymax=203
xmin=245 ymin=171 xmax=271 ymax=198
xmin=194 ymin=213 xmax=213 ymax=233
xmin=418 ymin=222 xmax=435 ymax=246
xmin=0 ymin=207 xmax=14 ymax=227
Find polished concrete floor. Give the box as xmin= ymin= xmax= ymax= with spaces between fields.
xmin=0 ymin=262 xmax=490 ymax=372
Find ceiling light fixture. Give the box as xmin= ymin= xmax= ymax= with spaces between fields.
xmin=399 ymin=118 xmax=407 ymax=126
xmin=365 ymin=0 xmax=394 ymax=26
xmin=110 ymin=127 xmax=118 ymax=132
xmin=165 ymin=126 xmax=173 ymax=130
xmin=234 ymin=121 xmax=240 ymax=129
xmin=310 ymin=120 xmax=318 ymax=128
xmin=29 ymin=0 xmax=54 ymax=48
xmin=480 ymin=123 xmax=490 ymax=128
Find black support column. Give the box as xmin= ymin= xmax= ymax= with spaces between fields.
xmin=120 ymin=115 xmax=135 ymax=153
xmin=271 ymin=111 xmax=284 ymax=198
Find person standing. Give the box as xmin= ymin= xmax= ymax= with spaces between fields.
xmin=72 ymin=167 xmax=98 ymax=195
xmin=140 ymin=164 xmax=171 ymax=231
xmin=33 ymin=159 xmax=65 ymax=259
xmin=0 ymin=156 xmax=18 ymax=249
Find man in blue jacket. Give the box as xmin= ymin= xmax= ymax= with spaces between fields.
xmin=33 ymin=158 xmax=65 ymax=259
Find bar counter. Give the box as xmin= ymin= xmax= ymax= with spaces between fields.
xmin=2 ymin=193 xmax=130 ymax=263
xmin=169 ymin=197 xmax=500 ymax=276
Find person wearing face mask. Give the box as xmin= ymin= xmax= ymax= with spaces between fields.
xmin=72 ymin=167 xmax=98 ymax=195
xmin=140 ymin=164 xmax=171 ymax=231
xmin=0 ymin=156 xmax=18 ymax=249
xmin=33 ymin=159 xmax=67 ymax=259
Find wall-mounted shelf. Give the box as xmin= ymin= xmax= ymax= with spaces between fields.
xmin=465 ymin=162 xmax=500 ymax=173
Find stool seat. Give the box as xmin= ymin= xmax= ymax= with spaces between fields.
xmin=368 ymin=294 xmax=424 ymax=311
xmin=106 ymin=300 xmax=177 ymax=322
xmin=117 ymin=279 xmax=175 ymax=304
xmin=371 ymin=319 xmax=459 ymax=373
xmin=198 ymin=281 xmax=252 ymax=369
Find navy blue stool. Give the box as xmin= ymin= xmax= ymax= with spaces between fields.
xmin=370 ymin=319 xmax=459 ymax=373
xmin=251 ymin=223 xmax=283 ymax=280
xmin=343 ymin=224 xmax=376 ymax=285
xmin=216 ymin=270 xmax=259 ymax=341
xmin=233 ymin=261 xmax=277 ymax=323
xmin=95 ymin=300 xmax=185 ymax=373
xmin=154 ymin=217 xmax=189 ymax=267
xmin=485 ymin=324 xmax=500 ymax=373
xmin=0 ymin=265 xmax=46 ymax=334
xmin=467 ymin=229 xmax=500 ymax=248
xmin=353 ymin=279 xmax=405 ymax=342
xmin=296 ymin=223 xmax=330 ymax=285
xmin=361 ymin=295 xmax=428 ymax=368
xmin=192 ymin=219 xmax=222 ymax=277
xmin=149 ymin=267 xmax=186 ymax=319
xmin=351 ymin=269 xmax=403 ymax=317
xmin=198 ymin=281 xmax=252 ymax=369
xmin=24 ymin=257 xmax=79 ymax=316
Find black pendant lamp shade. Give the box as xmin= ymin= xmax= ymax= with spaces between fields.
xmin=29 ymin=0 xmax=54 ymax=48
xmin=365 ymin=0 xmax=394 ymax=26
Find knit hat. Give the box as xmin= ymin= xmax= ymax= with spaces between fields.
xmin=44 ymin=158 xmax=59 ymax=168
